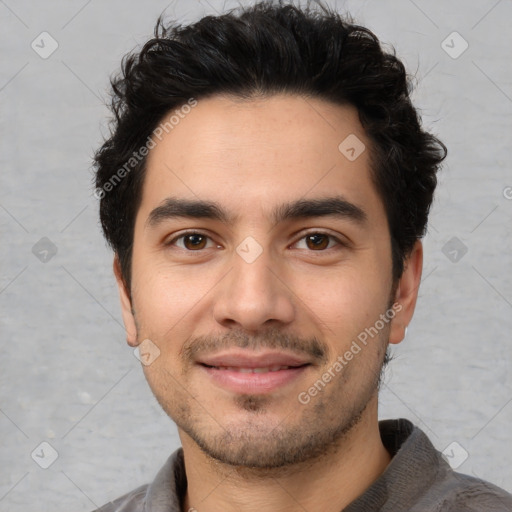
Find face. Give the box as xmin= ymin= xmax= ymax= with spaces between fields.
xmin=116 ymin=94 xmax=419 ymax=469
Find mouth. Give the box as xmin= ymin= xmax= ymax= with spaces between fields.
xmin=201 ymin=364 xmax=304 ymax=373
xmin=197 ymin=351 xmax=312 ymax=394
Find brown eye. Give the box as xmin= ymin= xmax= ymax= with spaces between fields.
xmin=305 ymin=233 xmax=330 ymax=250
xmin=182 ymin=233 xmax=208 ymax=250
xmin=167 ymin=232 xmax=215 ymax=251
xmin=293 ymin=232 xmax=344 ymax=252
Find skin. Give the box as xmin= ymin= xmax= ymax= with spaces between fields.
xmin=114 ymin=94 xmax=423 ymax=512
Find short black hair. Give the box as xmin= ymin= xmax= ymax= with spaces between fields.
xmin=94 ymin=0 xmax=447 ymax=290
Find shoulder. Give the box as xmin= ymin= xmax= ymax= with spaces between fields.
xmin=377 ymin=419 xmax=512 ymax=512
xmin=415 ymin=470 xmax=512 ymax=512
xmin=87 ymin=448 xmax=185 ymax=512
xmin=89 ymin=484 xmax=149 ymax=512
xmin=443 ymin=472 xmax=512 ymax=511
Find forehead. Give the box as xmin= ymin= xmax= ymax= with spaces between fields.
xmin=139 ymin=94 xmax=384 ymax=224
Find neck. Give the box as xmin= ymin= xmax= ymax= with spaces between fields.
xmin=180 ymin=396 xmax=391 ymax=512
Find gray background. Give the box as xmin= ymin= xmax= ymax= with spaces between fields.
xmin=1 ymin=0 xmax=511 ymax=510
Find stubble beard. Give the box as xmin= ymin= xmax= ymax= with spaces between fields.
xmin=134 ymin=303 xmax=392 ymax=474
xmin=149 ymin=339 xmax=388 ymax=474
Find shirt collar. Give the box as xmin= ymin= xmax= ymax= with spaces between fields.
xmin=144 ymin=448 xmax=186 ymax=511
xmin=143 ymin=419 xmax=443 ymax=511
xmin=344 ymin=418 xmax=446 ymax=511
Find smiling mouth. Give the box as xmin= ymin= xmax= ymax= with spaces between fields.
xmin=200 ymin=364 xmax=309 ymax=373
xmin=198 ymin=361 xmax=311 ymax=394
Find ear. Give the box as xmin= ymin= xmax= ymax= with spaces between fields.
xmin=388 ymin=240 xmax=423 ymax=345
xmin=113 ymin=255 xmax=138 ymax=346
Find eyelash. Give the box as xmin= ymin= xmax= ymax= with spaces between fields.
xmin=165 ymin=230 xmax=346 ymax=253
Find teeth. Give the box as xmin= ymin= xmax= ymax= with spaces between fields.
xmin=213 ymin=365 xmax=292 ymax=373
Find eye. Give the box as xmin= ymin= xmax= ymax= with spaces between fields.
xmin=166 ymin=231 xmax=217 ymax=251
xmin=293 ymin=232 xmax=344 ymax=251
xmin=165 ymin=231 xmax=345 ymax=253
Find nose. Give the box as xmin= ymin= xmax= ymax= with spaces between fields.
xmin=212 ymin=245 xmax=295 ymax=331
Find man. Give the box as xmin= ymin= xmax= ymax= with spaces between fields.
xmin=92 ymin=1 xmax=512 ymax=510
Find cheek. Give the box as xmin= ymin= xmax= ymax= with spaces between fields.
xmin=130 ymin=258 xmax=218 ymax=343
xmin=291 ymin=261 xmax=389 ymax=327
xmin=290 ymin=268 xmax=391 ymax=370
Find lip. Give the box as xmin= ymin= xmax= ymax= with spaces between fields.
xmin=198 ymin=350 xmax=310 ymax=368
xmin=197 ymin=350 xmax=311 ymax=394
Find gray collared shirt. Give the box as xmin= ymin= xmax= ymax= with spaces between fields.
xmin=92 ymin=418 xmax=512 ymax=511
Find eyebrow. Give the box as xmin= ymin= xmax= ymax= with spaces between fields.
xmin=145 ymin=195 xmax=368 ymax=229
